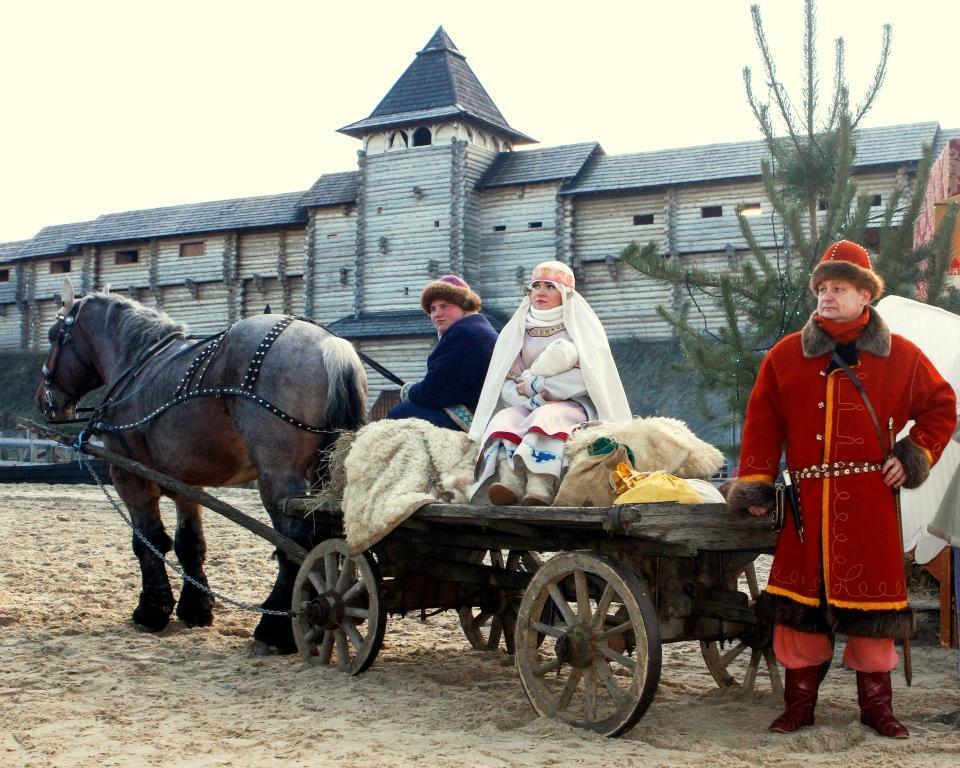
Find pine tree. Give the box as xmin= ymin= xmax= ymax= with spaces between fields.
xmin=622 ymin=0 xmax=958 ymax=439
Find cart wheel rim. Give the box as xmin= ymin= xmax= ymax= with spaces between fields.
xmin=514 ymin=551 xmax=662 ymax=737
xmin=291 ymin=538 xmax=386 ymax=675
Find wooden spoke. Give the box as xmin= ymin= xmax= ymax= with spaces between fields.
xmin=592 ymin=584 xmax=616 ymax=631
xmin=324 ymin=553 xmax=337 ymax=594
xmin=557 ymin=667 xmax=583 ymax=710
xmin=317 ymin=632 xmax=333 ymax=665
xmin=458 ymin=550 xmax=540 ymax=654
xmin=595 ymin=621 xmax=633 ymax=641
xmin=292 ymin=538 xmax=386 ymax=675
xmin=307 ymin=570 xmax=326 ymax=594
xmin=583 ymin=667 xmax=598 ymax=721
xmin=595 ymin=659 xmax=625 ymax=704
xmin=531 ymin=621 xmax=564 ymax=638
xmin=342 ymin=579 xmax=367 ymax=603
xmin=575 ymin=571 xmax=592 ymax=623
xmin=546 ymin=584 xmax=577 ymax=626
xmin=515 ymin=551 xmax=661 ymax=737
xmin=719 ymin=641 xmax=749 ymax=667
xmin=700 ymin=561 xmax=783 ymax=695
xmin=341 ymin=620 xmax=365 ymax=651
xmin=596 ymin=644 xmax=637 ymax=671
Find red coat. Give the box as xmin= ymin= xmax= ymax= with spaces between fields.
xmin=735 ymin=310 xmax=956 ymax=638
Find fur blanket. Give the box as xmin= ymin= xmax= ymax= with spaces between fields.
xmin=339 ymin=419 xmax=475 ymax=555
xmin=566 ymin=416 xmax=725 ymax=478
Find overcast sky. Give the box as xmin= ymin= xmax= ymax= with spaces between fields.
xmin=2 ymin=0 xmax=957 ymax=244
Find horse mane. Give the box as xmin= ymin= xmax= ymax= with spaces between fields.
xmin=85 ymin=293 xmax=187 ymax=348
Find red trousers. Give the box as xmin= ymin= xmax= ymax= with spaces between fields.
xmin=774 ymin=624 xmax=898 ymax=673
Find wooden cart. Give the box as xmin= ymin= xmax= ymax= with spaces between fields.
xmin=282 ymin=497 xmax=780 ymax=737
xmin=22 ymin=420 xmax=781 ymax=738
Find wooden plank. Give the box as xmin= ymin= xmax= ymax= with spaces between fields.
xmin=283 ymin=496 xmax=775 ymax=553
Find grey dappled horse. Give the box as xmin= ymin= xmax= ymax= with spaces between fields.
xmin=36 ymin=282 xmax=367 ymax=653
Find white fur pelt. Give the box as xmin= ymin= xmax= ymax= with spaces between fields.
xmin=566 ymin=416 xmax=725 ymax=478
xmin=341 ymin=418 xmax=475 ymax=555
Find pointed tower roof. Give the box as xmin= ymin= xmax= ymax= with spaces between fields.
xmin=338 ymin=27 xmax=534 ymax=145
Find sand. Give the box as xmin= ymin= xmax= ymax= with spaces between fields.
xmin=1 ymin=482 xmax=958 ymax=767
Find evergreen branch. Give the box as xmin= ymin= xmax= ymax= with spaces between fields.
xmin=852 ymin=23 xmax=891 ymax=127
xmin=750 ymin=4 xmax=804 ymax=153
xmin=825 ymin=37 xmax=846 ymax=133
xmin=802 ymin=0 xmax=818 ymax=138
xmin=923 ymin=204 xmax=959 ymax=307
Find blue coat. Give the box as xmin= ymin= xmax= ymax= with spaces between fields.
xmin=407 ymin=313 xmax=498 ymax=411
xmin=388 ymin=313 xmax=498 ymax=430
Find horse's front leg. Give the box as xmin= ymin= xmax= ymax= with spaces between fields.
xmin=171 ymin=494 xmax=214 ymax=627
xmin=253 ymin=473 xmax=314 ymax=655
xmin=112 ymin=469 xmax=175 ymax=631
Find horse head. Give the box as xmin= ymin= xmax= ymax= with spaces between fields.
xmin=35 ymin=279 xmax=104 ymax=421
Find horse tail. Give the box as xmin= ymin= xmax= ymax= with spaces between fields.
xmin=320 ymin=335 xmax=368 ymax=430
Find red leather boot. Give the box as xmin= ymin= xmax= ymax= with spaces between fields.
xmin=769 ymin=665 xmax=820 ymax=733
xmin=856 ymin=671 xmax=909 ymax=739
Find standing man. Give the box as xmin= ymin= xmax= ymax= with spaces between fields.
xmin=387 ymin=274 xmax=498 ymax=431
xmin=727 ymin=241 xmax=956 ymax=738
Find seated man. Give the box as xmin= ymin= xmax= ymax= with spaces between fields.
xmin=386 ymin=275 xmax=498 ymax=431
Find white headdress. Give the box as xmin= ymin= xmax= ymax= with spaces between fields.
xmin=468 ymin=262 xmax=631 ymax=442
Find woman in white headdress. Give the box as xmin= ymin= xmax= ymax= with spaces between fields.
xmin=468 ymin=261 xmax=631 ymax=505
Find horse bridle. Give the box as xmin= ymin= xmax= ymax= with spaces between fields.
xmin=41 ymin=299 xmax=94 ymax=415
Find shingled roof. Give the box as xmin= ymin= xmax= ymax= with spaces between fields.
xmin=300 ymin=171 xmax=359 ymax=208
xmin=561 ymin=122 xmax=943 ymax=197
xmin=478 ymin=142 xmax=603 ymax=189
xmin=16 ymin=220 xmax=97 ymax=260
xmin=338 ymin=27 xmax=534 ymax=145
xmin=73 ymin=191 xmax=308 ymax=245
xmin=0 ymin=240 xmax=28 ymax=264
xmin=326 ymin=310 xmax=437 ymax=339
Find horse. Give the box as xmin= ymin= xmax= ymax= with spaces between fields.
xmin=35 ymin=280 xmax=367 ymax=653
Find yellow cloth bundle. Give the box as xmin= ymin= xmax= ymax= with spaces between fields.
xmin=610 ymin=463 xmax=702 ymax=504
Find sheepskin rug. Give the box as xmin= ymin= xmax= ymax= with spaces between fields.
xmin=339 ymin=418 xmax=476 ymax=555
xmin=566 ymin=416 xmax=725 ymax=478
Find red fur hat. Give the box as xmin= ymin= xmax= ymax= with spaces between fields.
xmin=420 ymin=275 xmax=481 ymax=314
xmin=810 ymin=240 xmax=884 ymax=299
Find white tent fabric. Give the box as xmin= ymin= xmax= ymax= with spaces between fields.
xmin=874 ymin=296 xmax=960 ymax=563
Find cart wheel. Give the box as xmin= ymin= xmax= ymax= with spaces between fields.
xmin=459 ymin=550 xmax=541 ymax=654
xmin=515 ymin=552 xmax=661 ymax=737
xmin=699 ymin=561 xmax=783 ymax=696
xmin=292 ymin=538 xmax=386 ymax=675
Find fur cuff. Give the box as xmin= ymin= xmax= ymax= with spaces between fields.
xmin=757 ymin=592 xmax=832 ymax=634
xmin=893 ymin=437 xmax=930 ymax=489
xmin=726 ymin=480 xmax=775 ymax=514
xmin=831 ymin=606 xmax=914 ymax=641
xmin=757 ymin=592 xmax=915 ymax=640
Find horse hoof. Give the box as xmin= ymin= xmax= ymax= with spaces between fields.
xmin=176 ymin=594 xmax=214 ymax=627
xmin=132 ymin=607 xmax=172 ymax=632
xmin=176 ymin=605 xmax=214 ymax=627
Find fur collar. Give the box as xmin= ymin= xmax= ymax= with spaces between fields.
xmin=801 ymin=309 xmax=891 ymax=358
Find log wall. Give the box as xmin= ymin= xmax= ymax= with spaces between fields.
xmin=359 ymin=144 xmax=457 ymax=313
xmin=309 ymin=206 xmax=358 ymax=323
xmin=476 ymin=182 xmax=560 ymax=317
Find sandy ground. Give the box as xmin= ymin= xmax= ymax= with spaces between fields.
xmin=1 ymin=483 xmax=958 ymax=768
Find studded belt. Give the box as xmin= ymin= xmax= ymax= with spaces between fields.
xmin=792 ymin=461 xmax=883 ymax=480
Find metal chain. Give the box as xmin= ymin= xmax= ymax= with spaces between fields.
xmin=75 ymin=448 xmax=293 ymax=617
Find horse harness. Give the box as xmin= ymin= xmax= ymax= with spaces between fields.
xmin=42 ymin=306 xmax=355 ymax=450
